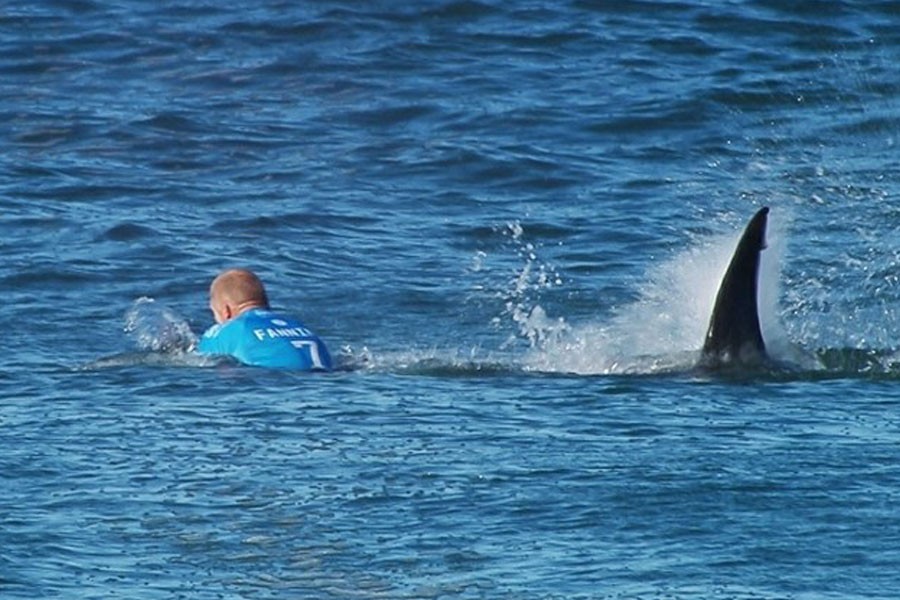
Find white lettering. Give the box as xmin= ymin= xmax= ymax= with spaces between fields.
xmin=254 ymin=324 xmax=316 ymax=341
xmin=291 ymin=340 xmax=326 ymax=369
xmin=255 ymin=326 xmax=313 ymax=339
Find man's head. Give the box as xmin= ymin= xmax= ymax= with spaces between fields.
xmin=209 ymin=269 xmax=270 ymax=324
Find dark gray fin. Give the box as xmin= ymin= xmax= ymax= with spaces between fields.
xmin=700 ymin=206 xmax=769 ymax=368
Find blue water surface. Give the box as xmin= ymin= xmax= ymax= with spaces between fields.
xmin=2 ymin=1 xmax=900 ymax=598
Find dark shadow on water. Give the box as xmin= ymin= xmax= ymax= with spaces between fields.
xmin=78 ymin=350 xmax=228 ymax=370
xmin=77 ymin=346 xmax=900 ymax=384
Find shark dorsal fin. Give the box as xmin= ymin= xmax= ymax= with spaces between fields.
xmin=700 ymin=207 xmax=769 ymax=367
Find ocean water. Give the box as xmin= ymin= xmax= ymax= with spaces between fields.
xmin=2 ymin=1 xmax=900 ymax=598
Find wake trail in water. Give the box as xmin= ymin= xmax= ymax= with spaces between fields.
xmin=85 ymin=218 xmax=899 ymax=377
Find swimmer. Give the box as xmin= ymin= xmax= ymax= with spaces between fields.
xmin=197 ymin=268 xmax=332 ymax=370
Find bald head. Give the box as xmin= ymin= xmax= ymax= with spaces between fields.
xmin=209 ymin=269 xmax=270 ymax=324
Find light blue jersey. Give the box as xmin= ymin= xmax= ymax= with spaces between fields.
xmin=198 ymin=308 xmax=332 ymax=370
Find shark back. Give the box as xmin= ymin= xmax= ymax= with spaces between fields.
xmin=700 ymin=206 xmax=769 ymax=368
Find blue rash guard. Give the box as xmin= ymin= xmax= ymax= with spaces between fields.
xmin=198 ymin=308 xmax=332 ymax=370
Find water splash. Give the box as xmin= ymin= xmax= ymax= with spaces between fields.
xmin=124 ymin=297 xmax=198 ymax=353
xmin=500 ymin=211 xmax=818 ymax=375
xmin=79 ymin=298 xmax=211 ymax=370
xmin=487 ymin=220 xmax=567 ymax=350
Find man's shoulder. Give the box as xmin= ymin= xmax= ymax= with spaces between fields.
xmin=202 ymin=322 xmax=225 ymax=339
xmin=245 ymin=309 xmax=309 ymax=329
